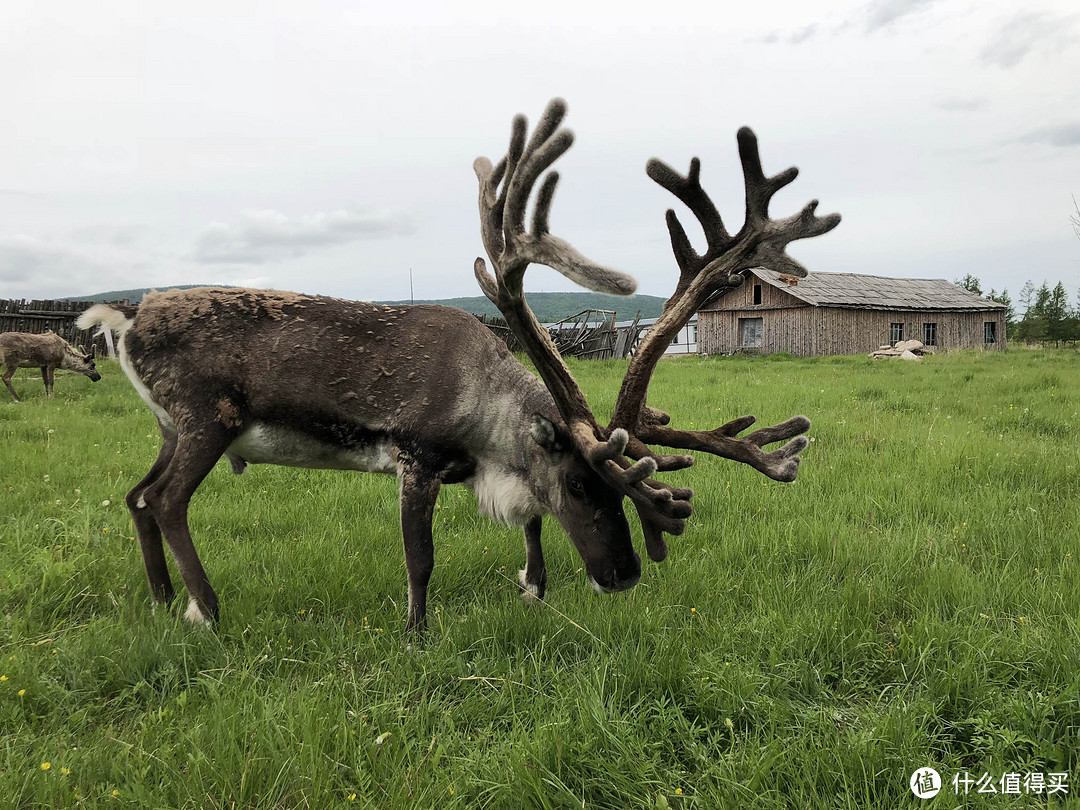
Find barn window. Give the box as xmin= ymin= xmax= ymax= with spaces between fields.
xmin=984 ymin=322 xmax=997 ymax=344
xmin=753 ymin=284 xmax=763 ymax=305
xmin=889 ymin=323 xmax=904 ymax=343
xmin=739 ymin=317 xmax=763 ymax=348
xmin=922 ymin=322 xmax=937 ymax=347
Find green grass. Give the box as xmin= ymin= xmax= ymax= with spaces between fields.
xmin=2 ymin=350 xmax=1079 ymax=808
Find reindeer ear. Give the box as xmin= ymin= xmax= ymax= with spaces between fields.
xmin=530 ymin=415 xmax=570 ymax=454
xmin=88 ymin=345 xmax=96 ymax=359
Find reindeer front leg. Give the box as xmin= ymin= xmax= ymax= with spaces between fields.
xmin=398 ymin=458 xmax=440 ymax=636
xmin=2 ymin=365 xmax=20 ymax=402
xmin=518 ymin=516 xmax=547 ymax=602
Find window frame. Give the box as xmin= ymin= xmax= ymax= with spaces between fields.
xmin=922 ymin=322 xmax=938 ymax=347
xmin=739 ymin=317 xmax=764 ymax=349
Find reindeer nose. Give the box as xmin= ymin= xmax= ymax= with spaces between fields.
xmin=589 ymin=569 xmax=641 ymax=594
xmin=588 ymin=552 xmax=641 ymax=594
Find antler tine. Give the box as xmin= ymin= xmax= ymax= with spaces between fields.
xmin=646 ymin=157 xmax=732 ymax=268
xmin=531 ymin=172 xmax=559 ymax=237
xmin=736 ymin=127 xmax=798 ymax=232
xmin=736 ymin=127 xmax=841 ymax=267
xmin=505 ymin=99 xmax=570 ymax=235
xmin=474 ymin=155 xmax=508 ymax=284
xmin=494 ymin=116 xmax=526 ymax=225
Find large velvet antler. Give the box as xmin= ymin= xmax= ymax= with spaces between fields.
xmin=607 ymin=128 xmax=840 ymax=558
xmin=474 ymin=99 xmax=694 ymax=541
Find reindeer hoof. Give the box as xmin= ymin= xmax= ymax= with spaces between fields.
xmin=183 ymin=598 xmax=214 ymax=627
xmin=518 ymin=570 xmax=543 ymax=603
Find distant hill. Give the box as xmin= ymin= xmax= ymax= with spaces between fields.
xmin=66 ymin=286 xmax=668 ymax=323
xmin=65 ymin=284 xmax=236 ymax=304
xmin=379 ymin=293 xmax=668 ymax=323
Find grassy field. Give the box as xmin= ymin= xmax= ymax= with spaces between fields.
xmin=1 ymin=349 xmax=1079 ymax=808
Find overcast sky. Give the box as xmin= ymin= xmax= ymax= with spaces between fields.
xmin=2 ymin=0 xmax=1078 ymax=306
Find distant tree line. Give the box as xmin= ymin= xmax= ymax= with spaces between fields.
xmin=956 ymin=273 xmax=1080 ymax=344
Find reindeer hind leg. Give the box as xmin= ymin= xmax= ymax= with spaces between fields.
xmin=126 ymin=428 xmax=179 ymax=606
xmin=141 ymin=424 xmax=236 ymax=626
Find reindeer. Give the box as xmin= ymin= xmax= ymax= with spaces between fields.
xmin=76 ymin=99 xmax=839 ymax=634
xmin=0 ymin=331 xmax=101 ymax=402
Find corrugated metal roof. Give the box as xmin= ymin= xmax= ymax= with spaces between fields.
xmin=750 ymin=268 xmax=1006 ymax=311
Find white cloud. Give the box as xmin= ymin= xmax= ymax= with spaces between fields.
xmin=0 ymin=235 xmax=56 ymax=283
xmin=227 ymin=275 xmax=274 ymax=288
xmin=979 ymin=11 xmax=1078 ymax=69
xmin=1018 ymin=122 xmax=1080 ymax=148
xmin=935 ymin=96 xmax=990 ymax=113
xmin=865 ymin=0 xmax=940 ymax=31
xmin=193 ymin=208 xmax=413 ymax=265
xmin=0 ymin=234 xmax=108 ymax=297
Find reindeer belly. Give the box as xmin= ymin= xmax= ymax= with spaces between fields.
xmin=226 ymin=422 xmax=397 ymax=474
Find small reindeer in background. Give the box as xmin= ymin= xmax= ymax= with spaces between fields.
xmin=0 ymin=331 xmax=101 ymax=402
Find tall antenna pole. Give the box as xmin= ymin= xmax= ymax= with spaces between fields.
xmin=410 ymin=268 xmax=414 ymax=304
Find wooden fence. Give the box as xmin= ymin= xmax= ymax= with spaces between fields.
xmin=0 ymin=299 xmax=127 ymax=356
xmin=1 ymin=299 xmax=642 ymax=361
xmin=476 ymin=311 xmax=644 ymax=359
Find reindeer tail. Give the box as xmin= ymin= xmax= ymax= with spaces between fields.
xmin=76 ymin=304 xmax=137 ymax=335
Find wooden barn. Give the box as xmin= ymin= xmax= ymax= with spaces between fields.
xmin=697 ymin=269 xmax=1008 ymax=357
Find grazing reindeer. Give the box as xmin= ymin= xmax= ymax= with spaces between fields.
xmin=77 ymin=99 xmax=839 ymax=634
xmin=0 ymin=331 xmax=101 ymax=402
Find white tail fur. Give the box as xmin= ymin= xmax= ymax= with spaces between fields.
xmin=76 ymin=304 xmax=134 ymax=334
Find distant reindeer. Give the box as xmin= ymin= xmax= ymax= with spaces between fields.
xmin=77 ymin=99 xmax=839 ymax=634
xmin=0 ymin=331 xmax=101 ymax=402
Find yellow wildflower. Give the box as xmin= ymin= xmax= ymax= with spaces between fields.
xmin=41 ymin=762 xmax=51 ymax=771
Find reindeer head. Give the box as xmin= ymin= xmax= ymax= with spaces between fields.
xmin=474 ymin=99 xmax=839 ymax=580
xmin=527 ymin=414 xmax=639 ymax=593
xmin=61 ymin=342 xmax=101 ymax=382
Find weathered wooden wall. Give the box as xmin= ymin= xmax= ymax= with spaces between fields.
xmin=700 ymin=279 xmax=806 ymax=354
xmin=811 ymin=308 xmax=1007 ymax=355
xmin=699 ymin=300 xmax=1008 ymax=356
xmin=0 ymin=299 xmax=122 ymax=355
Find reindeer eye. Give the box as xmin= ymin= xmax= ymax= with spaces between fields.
xmin=566 ymin=476 xmax=586 ymax=499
